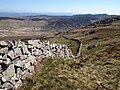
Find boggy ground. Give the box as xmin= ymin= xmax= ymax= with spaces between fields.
xmin=18 ymin=20 xmax=120 ymax=89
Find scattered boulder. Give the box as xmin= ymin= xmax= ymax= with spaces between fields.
xmin=87 ymin=45 xmax=93 ymax=50
xmin=89 ymin=30 xmax=96 ymax=34
xmin=87 ymin=44 xmax=97 ymax=49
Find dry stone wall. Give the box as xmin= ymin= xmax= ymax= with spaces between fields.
xmin=0 ymin=39 xmax=74 ymax=90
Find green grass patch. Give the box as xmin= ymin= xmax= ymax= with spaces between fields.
xmin=19 ymin=45 xmax=120 ymax=90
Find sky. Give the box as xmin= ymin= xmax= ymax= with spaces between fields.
xmin=0 ymin=0 xmax=120 ymax=15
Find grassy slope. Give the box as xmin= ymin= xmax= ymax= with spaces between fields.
xmin=19 ymin=45 xmax=120 ymax=90
xmin=19 ymin=20 xmax=120 ymax=90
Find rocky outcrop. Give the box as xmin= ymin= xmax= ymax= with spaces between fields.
xmin=0 ymin=40 xmax=74 ymax=90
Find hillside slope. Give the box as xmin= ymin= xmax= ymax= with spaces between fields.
xmin=19 ymin=16 xmax=120 ymax=90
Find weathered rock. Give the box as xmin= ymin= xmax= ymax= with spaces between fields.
xmin=2 ymin=64 xmax=15 ymax=82
xmin=7 ymin=41 xmax=14 ymax=47
xmin=33 ymin=40 xmax=40 ymax=46
xmin=28 ymin=40 xmax=40 ymax=47
xmin=0 ymin=41 xmax=7 ymax=47
xmin=0 ymin=65 xmax=2 ymax=73
xmin=28 ymin=66 xmax=35 ymax=73
xmin=28 ymin=40 xmax=34 ymax=45
xmin=0 ymin=60 xmax=3 ymax=64
xmin=13 ymin=41 xmax=19 ymax=46
xmin=0 ymin=55 xmax=2 ymax=59
xmin=47 ymin=51 xmax=52 ymax=57
xmin=14 ymin=47 xmax=22 ymax=57
xmin=0 ymin=73 xmax=2 ymax=78
xmin=89 ymin=30 xmax=96 ymax=34
xmin=2 ymin=82 xmax=13 ymax=90
xmin=0 ymin=55 xmax=11 ymax=65
xmin=38 ymin=54 xmax=46 ymax=59
xmin=59 ymin=51 xmax=65 ymax=58
xmin=17 ymin=40 xmax=22 ymax=47
xmin=24 ymin=56 xmax=37 ymax=69
xmin=7 ymin=41 xmax=15 ymax=51
xmin=16 ymin=68 xmax=22 ymax=79
xmin=45 ymin=41 xmax=50 ymax=46
xmin=0 ymin=47 xmax=8 ymax=54
xmin=87 ymin=45 xmax=96 ymax=49
xmin=21 ymin=60 xmax=26 ymax=66
xmin=27 ymin=56 xmax=36 ymax=65
xmin=14 ymin=60 xmax=23 ymax=68
xmin=2 ymin=54 xmax=7 ymax=60
xmin=7 ymin=50 xmax=15 ymax=60
xmin=21 ymin=70 xmax=29 ymax=80
xmin=27 ymin=45 xmax=34 ymax=52
xmin=2 ymin=76 xmax=10 ymax=83
xmin=24 ymin=61 xmax=31 ymax=69
xmin=0 ymin=79 xmax=2 ymax=88
xmin=35 ymin=43 xmax=43 ymax=49
xmin=32 ymin=49 xmax=42 ymax=56
xmin=14 ymin=80 xmax=22 ymax=89
xmin=10 ymin=75 xmax=17 ymax=85
xmin=4 ymin=58 xmax=11 ymax=65
xmin=21 ymin=44 xmax=30 ymax=55
xmin=64 ymin=49 xmax=72 ymax=58
xmin=20 ymin=55 xmax=28 ymax=60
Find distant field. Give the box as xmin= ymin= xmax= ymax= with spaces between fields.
xmin=0 ymin=19 xmax=47 ymax=31
xmin=0 ymin=30 xmax=54 ymax=40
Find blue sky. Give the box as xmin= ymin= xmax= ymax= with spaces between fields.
xmin=0 ymin=0 xmax=120 ymax=15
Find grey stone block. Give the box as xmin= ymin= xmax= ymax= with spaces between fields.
xmin=2 ymin=82 xmax=13 ymax=90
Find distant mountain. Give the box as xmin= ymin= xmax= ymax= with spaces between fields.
xmin=88 ymin=16 xmax=120 ymax=27
xmin=0 ymin=12 xmax=75 ymax=17
xmin=32 ymin=14 xmax=116 ymax=31
xmin=0 ymin=13 xmax=118 ymax=31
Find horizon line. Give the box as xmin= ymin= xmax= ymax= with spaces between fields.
xmin=0 ymin=12 xmax=120 ymax=16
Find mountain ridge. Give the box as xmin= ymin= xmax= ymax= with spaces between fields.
xmin=0 ymin=14 xmax=119 ymax=31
